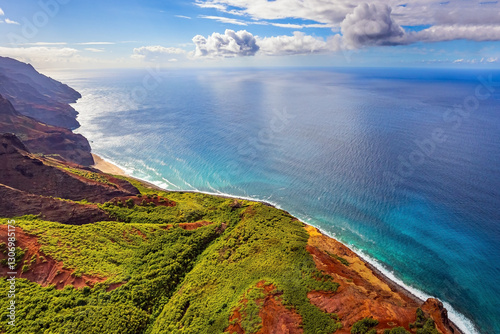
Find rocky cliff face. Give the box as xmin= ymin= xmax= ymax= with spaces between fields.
xmin=304 ymin=226 xmax=462 ymax=334
xmin=0 ymin=56 xmax=81 ymax=129
xmin=0 ymin=133 xmax=138 ymax=205
xmin=0 ymin=94 xmax=94 ymax=166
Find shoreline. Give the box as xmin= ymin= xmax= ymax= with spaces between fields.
xmin=91 ymin=153 xmax=127 ymax=176
xmin=91 ymin=153 xmax=469 ymax=334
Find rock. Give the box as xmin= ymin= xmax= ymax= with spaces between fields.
xmin=0 ymin=56 xmax=81 ymax=129
xmin=0 ymin=134 xmax=139 ymax=204
xmin=0 ymin=94 xmax=94 ymax=166
xmin=422 ymin=298 xmax=461 ymax=334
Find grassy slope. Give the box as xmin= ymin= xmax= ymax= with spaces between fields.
xmin=0 ymin=175 xmax=342 ymax=334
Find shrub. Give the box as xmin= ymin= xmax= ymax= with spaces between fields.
xmin=351 ymin=318 xmax=379 ymax=334
xmin=126 ymin=198 xmax=135 ymax=208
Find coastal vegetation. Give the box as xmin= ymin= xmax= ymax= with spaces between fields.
xmin=351 ymin=318 xmax=379 ymax=334
xmin=0 ymin=175 xmax=343 ymax=333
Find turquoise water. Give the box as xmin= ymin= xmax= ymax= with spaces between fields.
xmin=61 ymin=68 xmax=499 ymax=334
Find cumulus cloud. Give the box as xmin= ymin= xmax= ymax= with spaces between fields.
xmin=194 ymin=0 xmax=500 ymax=45
xmin=258 ymin=31 xmax=341 ymax=55
xmin=132 ymin=46 xmax=186 ymax=61
xmin=192 ymin=29 xmax=259 ymax=58
xmin=179 ymin=1 xmax=500 ymax=60
xmin=340 ymin=3 xmax=405 ymax=49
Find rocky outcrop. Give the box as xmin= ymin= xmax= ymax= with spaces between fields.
xmin=422 ymin=298 xmax=462 ymax=334
xmin=304 ymin=226 xmax=462 ymax=334
xmin=0 ymin=94 xmax=94 ymax=166
xmin=0 ymin=56 xmax=81 ymax=129
xmin=0 ymin=134 xmax=139 ymax=204
xmin=0 ymin=184 xmax=111 ymax=225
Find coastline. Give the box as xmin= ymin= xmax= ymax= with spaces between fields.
xmin=91 ymin=153 xmax=127 ymax=176
xmin=91 ymin=153 xmax=468 ymax=334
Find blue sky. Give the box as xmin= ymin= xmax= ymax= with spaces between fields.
xmin=0 ymin=0 xmax=500 ymax=69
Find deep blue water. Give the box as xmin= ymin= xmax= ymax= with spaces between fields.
xmin=58 ymin=67 xmax=499 ymax=334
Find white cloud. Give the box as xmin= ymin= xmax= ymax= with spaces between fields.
xmin=25 ymin=42 xmax=68 ymax=46
xmin=271 ymin=23 xmax=304 ymax=29
xmin=5 ymin=18 xmax=19 ymax=25
xmin=132 ymin=46 xmax=186 ymax=61
xmin=258 ymin=31 xmax=341 ymax=55
xmin=194 ymin=0 xmax=500 ymax=45
xmin=192 ymin=29 xmax=259 ymax=58
xmin=199 ymin=15 xmax=249 ymax=26
xmin=341 ymin=3 xmax=405 ymax=49
xmin=453 ymin=57 xmax=499 ymax=64
xmin=0 ymin=47 xmax=81 ymax=65
xmin=194 ymin=0 xmax=500 ymax=27
xmin=0 ymin=8 xmax=4 ymax=16
xmin=85 ymin=48 xmax=105 ymax=53
xmin=194 ymin=0 xmax=352 ymax=25
xmin=76 ymin=42 xmax=115 ymax=45
xmin=411 ymin=25 xmax=500 ymax=43
xmin=194 ymin=1 xmax=228 ymax=12
xmin=175 ymin=15 xmax=192 ymax=19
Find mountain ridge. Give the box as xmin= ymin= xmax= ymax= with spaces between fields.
xmin=0 ymin=56 xmax=81 ymax=129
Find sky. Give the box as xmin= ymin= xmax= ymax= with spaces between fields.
xmin=0 ymin=0 xmax=500 ymax=69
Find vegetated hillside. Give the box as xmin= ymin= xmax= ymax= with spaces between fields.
xmin=0 ymin=56 xmax=81 ymax=129
xmin=0 ymin=94 xmax=94 ymax=165
xmin=0 ymin=170 xmax=460 ymax=334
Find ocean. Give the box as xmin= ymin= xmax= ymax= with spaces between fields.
xmin=55 ymin=67 xmax=499 ymax=334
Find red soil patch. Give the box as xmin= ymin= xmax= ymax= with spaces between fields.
xmin=306 ymin=245 xmax=417 ymax=332
xmin=179 ymin=221 xmax=213 ymax=230
xmin=226 ymin=307 xmax=245 ymax=334
xmin=121 ymin=228 xmax=148 ymax=243
xmin=256 ymin=281 xmax=303 ymax=334
xmin=133 ymin=228 xmax=147 ymax=239
xmin=304 ymin=225 xmax=461 ymax=334
xmin=161 ymin=221 xmax=215 ymax=231
xmin=0 ymin=225 xmax=121 ymax=290
xmin=226 ymin=281 xmax=303 ymax=334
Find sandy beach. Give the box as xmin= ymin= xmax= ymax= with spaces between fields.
xmin=91 ymin=153 xmax=127 ymax=176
